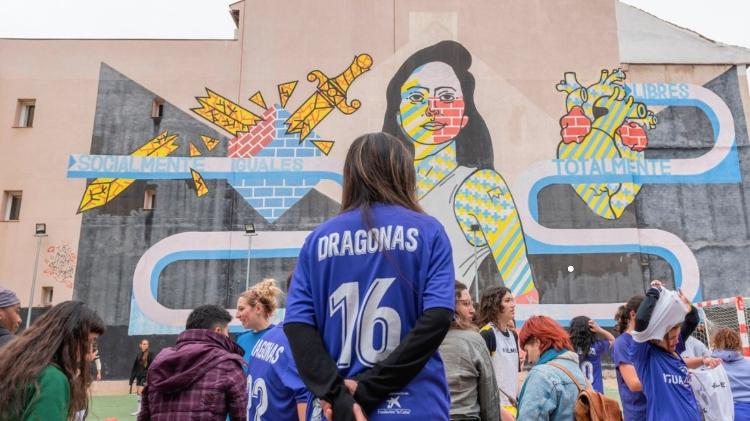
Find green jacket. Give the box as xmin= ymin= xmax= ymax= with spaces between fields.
xmin=15 ymin=365 xmax=70 ymax=420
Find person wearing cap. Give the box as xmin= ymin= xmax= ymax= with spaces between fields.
xmin=0 ymin=288 xmax=22 ymax=348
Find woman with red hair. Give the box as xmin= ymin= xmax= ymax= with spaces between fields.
xmin=516 ymin=315 xmax=587 ymax=420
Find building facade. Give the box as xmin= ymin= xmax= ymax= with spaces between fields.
xmin=1 ymin=0 xmax=749 ymax=377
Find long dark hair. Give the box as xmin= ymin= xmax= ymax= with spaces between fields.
xmin=476 ymin=285 xmax=512 ymax=327
xmin=382 ymin=40 xmax=493 ymax=169
xmin=452 ymin=281 xmax=476 ymax=331
xmin=140 ymin=339 xmax=150 ymax=368
xmin=614 ymin=294 xmax=645 ymax=333
xmin=569 ymin=316 xmax=596 ymax=360
xmin=0 ymin=301 xmax=105 ymax=419
xmin=340 ymin=132 xmax=422 ymax=215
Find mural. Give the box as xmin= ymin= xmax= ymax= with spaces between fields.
xmin=76 ymin=132 xmax=179 ymax=213
xmin=285 ymin=54 xmax=373 ymax=142
xmin=556 ymin=69 xmax=656 ymax=220
xmin=381 ymin=41 xmax=537 ymax=304
xmin=67 ymin=41 xmax=746 ymax=340
xmin=515 ymin=68 xmax=742 ymax=321
xmin=43 ymin=243 xmax=77 ymax=288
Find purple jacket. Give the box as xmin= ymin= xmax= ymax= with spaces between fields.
xmin=138 ymin=329 xmax=248 ymax=421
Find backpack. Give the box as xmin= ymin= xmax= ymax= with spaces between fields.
xmin=548 ymin=362 xmax=623 ymax=421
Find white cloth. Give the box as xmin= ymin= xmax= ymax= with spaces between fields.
xmin=632 ymin=288 xmax=689 ymax=343
xmin=688 ymin=364 xmax=734 ymax=421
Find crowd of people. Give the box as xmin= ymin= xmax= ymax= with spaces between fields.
xmin=1 ymin=132 xmax=750 ymax=420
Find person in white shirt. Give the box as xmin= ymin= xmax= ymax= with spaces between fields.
xmin=478 ymin=285 xmax=520 ymax=418
xmin=681 ymin=333 xmax=711 ymax=359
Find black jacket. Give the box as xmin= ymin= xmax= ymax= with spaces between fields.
xmin=129 ymin=350 xmax=155 ymax=384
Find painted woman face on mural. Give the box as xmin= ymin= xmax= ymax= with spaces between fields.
xmin=397 ymin=61 xmax=469 ymax=145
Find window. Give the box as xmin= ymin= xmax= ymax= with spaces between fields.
xmin=144 ymin=189 xmax=156 ymax=210
xmin=14 ymin=99 xmax=36 ymax=128
xmin=152 ymin=98 xmax=164 ymax=119
xmin=3 ymin=191 xmax=22 ymax=221
xmin=42 ymin=287 xmax=54 ymax=306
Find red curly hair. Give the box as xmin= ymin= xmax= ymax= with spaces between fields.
xmin=519 ymin=315 xmax=574 ymax=354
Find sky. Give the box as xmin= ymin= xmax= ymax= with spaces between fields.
xmin=0 ymin=0 xmax=748 ymax=49
xmin=621 ymin=0 xmax=750 ymax=49
xmin=0 ymin=0 xmax=238 ymax=39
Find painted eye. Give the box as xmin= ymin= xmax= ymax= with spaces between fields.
xmin=438 ymin=92 xmax=455 ymax=102
xmin=407 ymin=92 xmax=425 ymax=103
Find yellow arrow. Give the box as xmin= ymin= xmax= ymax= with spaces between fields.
xmin=77 ymin=132 xmax=179 ymax=213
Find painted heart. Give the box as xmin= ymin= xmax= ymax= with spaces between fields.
xmin=558 ymin=120 xmax=645 ymax=219
xmin=559 ymin=106 xmax=591 ymax=144
xmin=617 ymin=121 xmax=649 ymax=152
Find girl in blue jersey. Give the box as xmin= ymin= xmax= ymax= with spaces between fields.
xmin=246 ymin=274 xmax=312 ymax=421
xmin=236 ymin=279 xmax=282 ymax=371
xmin=568 ymin=315 xmax=615 ymax=393
xmin=631 ymin=281 xmax=702 ymax=421
xmin=285 ymin=132 xmax=455 ymax=421
xmin=613 ymin=294 xmax=647 ymax=421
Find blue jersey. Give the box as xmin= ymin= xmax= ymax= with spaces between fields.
xmin=578 ymin=339 xmax=610 ymax=393
xmin=285 ymin=204 xmax=455 ymax=420
xmin=736 ymin=401 xmax=750 ymax=421
xmin=613 ymin=333 xmax=647 ymax=421
xmin=237 ymin=325 xmax=274 ymax=373
xmin=632 ymin=339 xmax=700 ymax=421
xmin=246 ymin=323 xmax=311 ymax=420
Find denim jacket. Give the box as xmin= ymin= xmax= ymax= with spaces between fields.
xmin=517 ymin=351 xmax=587 ymax=421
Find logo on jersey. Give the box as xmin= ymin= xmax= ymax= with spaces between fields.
xmin=317 ymin=225 xmax=419 ymax=261
xmin=377 ymin=392 xmax=411 ymax=415
xmin=663 ymin=365 xmax=690 ymax=387
xmin=251 ymin=338 xmax=284 ymax=364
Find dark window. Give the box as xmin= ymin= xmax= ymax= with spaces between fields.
xmin=4 ymin=191 xmax=22 ymax=220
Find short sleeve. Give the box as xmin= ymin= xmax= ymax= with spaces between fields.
xmin=695 ymin=339 xmax=710 ymax=357
xmin=596 ymin=339 xmax=611 ymax=356
xmin=284 ymin=235 xmax=317 ymax=326
xmin=629 ymin=340 xmax=650 ymax=372
xmin=613 ymin=338 xmax=632 ymax=367
xmin=422 ymin=225 xmax=455 ymax=312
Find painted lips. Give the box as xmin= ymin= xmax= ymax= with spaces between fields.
xmin=421 ymin=121 xmax=446 ymax=131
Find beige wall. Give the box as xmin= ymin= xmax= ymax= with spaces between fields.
xmin=0 ymin=38 xmax=240 ymax=306
xmin=0 ymin=0 xmax=657 ymax=308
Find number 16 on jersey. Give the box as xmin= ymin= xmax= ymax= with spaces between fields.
xmin=329 ymin=278 xmax=403 ymax=368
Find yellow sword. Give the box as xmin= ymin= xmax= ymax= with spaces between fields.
xmin=285 ymin=54 xmax=373 ymax=141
